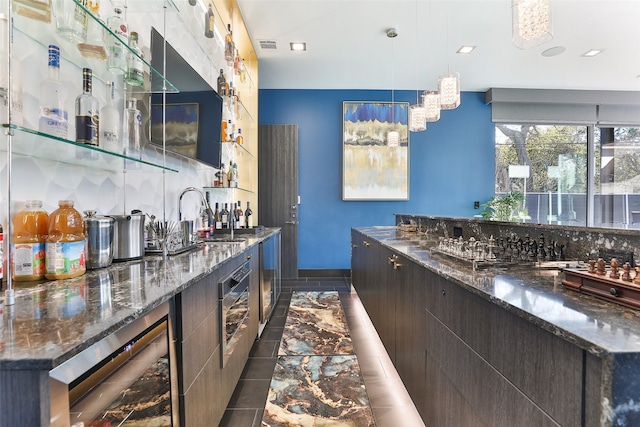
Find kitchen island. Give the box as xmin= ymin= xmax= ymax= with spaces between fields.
xmin=0 ymin=228 xmax=280 ymax=427
xmin=352 ymin=225 xmax=640 ymax=427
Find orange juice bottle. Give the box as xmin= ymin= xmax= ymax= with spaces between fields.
xmin=45 ymin=200 xmax=86 ymax=280
xmin=12 ymin=200 xmax=49 ymax=281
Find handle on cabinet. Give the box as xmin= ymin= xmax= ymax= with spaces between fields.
xmin=393 ymin=261 xmax=402 ymax=270
xmin=285 ymin=220 xmax=297 ymax=225
xmin=363 ymin=241 xmax=370 ymax=247
xmin=610 ymin=287 xmax=619 ymax=297
xmin=388 ymin=255 xmax=398 ymax=265
xmin=247 ymin=255 xmax=252 ymax=260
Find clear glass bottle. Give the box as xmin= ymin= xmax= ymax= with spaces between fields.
xmin=106 ymin=4 xmax=128 ymax=74
xmin=125 ymin=31 xmax=145 ymax=87
xmin=100 ymin=81 xmax=120 ymax=152
xmin=123 ymin=98 xmax=141 ymax=159
xmin=244 ymin=201 xmax=253 ymax=228
xmin=225 ymin=24 xmax=234 ymax=65
xmin=205 ymin=4 xmax=215 ymax=38
xmin=75 ymin=68 xmax=99 ymax=146
xmin=78 ymin=0 xmax=107 ymax=60
xmin=239 ymin=57 xmax=246 ymax=83
xmin=53 ymin=0 xmax=88 ymax=43
xmin=39 ymin=45 xmax=68 ymax=139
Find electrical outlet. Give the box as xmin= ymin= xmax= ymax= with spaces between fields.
xmin=474 ymin=201 xmax=480 ymax=209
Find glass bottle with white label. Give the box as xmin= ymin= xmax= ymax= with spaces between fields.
xmin=100 ymin=81 xmax=120 ymax=152
xmin=39 ymin=45 xmax=68 ymax=138
xmin=123 ymin=98 xmax=141 ymax=159
xmin=106 ymin=4 xmax=128 ymax=74
xmin=75 ymin=68 xmax=99 ymax=147
xmin=125 ymin=32 xmax=144 ymax=87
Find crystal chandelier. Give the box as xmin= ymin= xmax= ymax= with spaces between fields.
xmin=438 ymin=72 xmax=460 ymax=110
xmin=422 ymin=91 xmax=441 ymax=122
xmin=512 ymin=0 xmax=553 ymax=49
xmin=409 ymin=104 xmax=427 ymax=132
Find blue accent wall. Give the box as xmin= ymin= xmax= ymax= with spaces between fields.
xmin=259 ymin=89 xmax=495 ymax=270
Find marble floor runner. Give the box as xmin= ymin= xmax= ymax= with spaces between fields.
xmin=261 ymin=291 xmax=376 ymax=427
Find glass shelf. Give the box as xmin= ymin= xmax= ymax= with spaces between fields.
xmin=203 ymin=186 xmax=254 ymax=194
xmin=218 ymin=140 xmax=254 ymax=158
xmin=2 ymin=125 xmax=178 ymax=173
xmin=12 ymin=1 xmax=179 ymax=94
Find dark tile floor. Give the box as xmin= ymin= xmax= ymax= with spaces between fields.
xmin=219 ymin=278 xmax=425 ymax=427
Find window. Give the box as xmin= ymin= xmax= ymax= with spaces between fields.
xmin=495 ymin=124 xmax=640 ymax=229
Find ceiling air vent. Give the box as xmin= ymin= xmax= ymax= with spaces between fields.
xmin=259 ymin=40 xmax=277 ymax=50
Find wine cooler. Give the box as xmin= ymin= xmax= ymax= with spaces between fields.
xmin=50 ymin=301 xmax=179 ymax=427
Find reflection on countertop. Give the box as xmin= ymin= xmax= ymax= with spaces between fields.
xmin=356 ymin=226 xmax=640 ymax=356
xmin=0 ymin=229 xmax=278 ymax=370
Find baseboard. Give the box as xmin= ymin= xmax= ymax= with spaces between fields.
xmin=298 ymin=269 xmax=351 ymax=278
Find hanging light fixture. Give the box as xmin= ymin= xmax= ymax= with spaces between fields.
xmin=408 ymin=0 xmax=426 ymax=132
xmin=422 ymin=90 xmax=441 ymax=122
xmin=438 ymin=2 xmax=461 ymax=110
xmin=387 ymin=28 xmax=400 ymax=146
xmin=512 ymin=0 xmax=553 ymax=49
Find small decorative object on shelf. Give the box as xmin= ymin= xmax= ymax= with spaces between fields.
xmin=225 ymin=23 xmax=235 ymax=65
xmin=75 ymin=67 xmax=100 ymax=147
xmin=125 ymin=31 xmax=145 ymax=87
xmin=39 ymin=44 xmax=68 ymax=139
xmin=205 ymin=3 xmax=215 ymax=38
xmin=78 ymin=0 xmax=107 ymax=60
xmin=52 ymin=0 xmax=88 ymax=43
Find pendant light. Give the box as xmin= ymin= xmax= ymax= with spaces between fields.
xmin=387 ymin=28 xmax=400 ymax=146
xmin=421 ymin=0 xmax=440 ymax=122
xmin=438 ymin=1 xmax=461 ymax=110
xmin=512 ymin=0 xmax=553 ymax=50
xmin=408 ymin=0 xmax=426 ymax=132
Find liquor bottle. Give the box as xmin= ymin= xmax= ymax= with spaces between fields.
xmin=236 ymin=128 xmax=243 ymax=145
xmin=53 ymin=0 xmax=88 ymax=43
xmin=245 ymin=201 xmax=253 ymax=228
xmin=219 ymin=163 xmax=227 ymax=187
xmin=39 ymin=45 xmax=68 ymax=138
xmin=231 ymin=162 xmax=239 ymax=188
xmin=75 ymin=68 xmax=99 ymax=146
xmin=206 ymin=192 xmax=214 ymax=236
xmin=234 ymin=49 xmax=240 ymax=75
xmin=123 ymin=98 xmax=141 ymax=159
xmin=225 ymin=119 xmax=233 ymax=141
xmin=236 ymin=201 xmax=243 ymax=229
xmin=78 ymin=0 xmax=107 ymax=60
xmin=100 ymin=81 xmax=120 ymax=152
xmin=221 ymin=203 xmax=229 ymax=229
xmin=225 ymin=24 xmax=234 ymax=65
xmin=220 ymin=119 xmax=227 ymax=142
xmin=106 ymin=3 xmax=128 ymax=74
xmin=214 ymin=202 xmax=222 ymax=230
xmin=125 ymin=32 xmax=144 ymax=87
xmin=239 ymin=57 xmax=246 ymax=83
xmin=227 ymin=160 xmax=234 ymax=187
xmin=217 ymin=69 xmax=226 ymax=96
xmin=205 ymin=4 xmax=215 ymax=38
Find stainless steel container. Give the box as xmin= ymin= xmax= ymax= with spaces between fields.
xmin=109 ymin=213 xmax=146 ymax=261
xmin=83 ymin=211 xmax=115 ymax=269
xmin=180 ymin=220 xmax=195 ymax=246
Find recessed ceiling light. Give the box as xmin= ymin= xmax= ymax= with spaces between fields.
xmin=290 ymin=42 xmax=306 ymax=51
xmin=582 ymin=49 xmax=603 ymax=57
xmin=541 ymin=46 xmax=566 ymax=57
xmin=456 ymin=45 xmax=476 ymax=54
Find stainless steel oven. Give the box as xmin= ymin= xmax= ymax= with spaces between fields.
xmin=50 ymin=300 xmax=178 ymax=427
xmin=219 ymin=261 xmax=251 ymax=368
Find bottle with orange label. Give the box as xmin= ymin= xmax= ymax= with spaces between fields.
xmin=45 ymin=200 xmax=86 ymax=280
xmin=12 ymin=200 xmax=49 ymax=281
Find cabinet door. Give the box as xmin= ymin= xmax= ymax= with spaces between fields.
xmin=394 ymin=254 xmax=428 ymax=419
xmin=374 ymin=245 xmax=399 ymax=362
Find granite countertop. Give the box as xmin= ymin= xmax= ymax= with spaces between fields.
xmin=0 ymin=228 xmax=280 ymax=370
xmin=356 ymin=226 xmax=640 ymax=357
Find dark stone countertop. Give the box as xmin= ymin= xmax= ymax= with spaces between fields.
xmin=0 ymin=229 xmax=280 ymax=370
xmin=355 ymin=226 xmax=640 ymax=357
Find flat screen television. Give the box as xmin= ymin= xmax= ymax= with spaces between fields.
xmin=149 ymin=27 xmax=223 ymax=168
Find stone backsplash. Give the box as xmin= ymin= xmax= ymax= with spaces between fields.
xmin=395 ymin=214 xmax=640 ymax=264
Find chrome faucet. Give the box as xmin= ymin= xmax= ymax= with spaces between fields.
xmin=178 ymin=187 xmax=212 ymax=221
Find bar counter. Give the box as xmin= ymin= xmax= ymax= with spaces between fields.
xmin=0 ymin=229 xmax=279 ymax=371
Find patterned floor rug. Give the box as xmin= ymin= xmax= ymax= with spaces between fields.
xmin=261 ymin=291 xmax=375 ymax=427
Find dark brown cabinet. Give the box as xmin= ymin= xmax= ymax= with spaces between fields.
xmin=351 ymin=229 xmax=603 ymax=427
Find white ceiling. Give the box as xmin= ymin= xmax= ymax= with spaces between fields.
xmin=236 ymin=0 xmax=640 ymax=93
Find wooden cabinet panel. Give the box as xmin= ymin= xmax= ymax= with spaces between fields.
xmin=426 ymin=270 xmax=582 ymax=426
xmin=426 ymin=310 xmax=560 ymax=427
xmin=181 ymin=347 xmax=222 ymax=426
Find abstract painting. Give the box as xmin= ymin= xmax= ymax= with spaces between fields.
xmin=343 ymin=101 xmax=409 ymax=200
